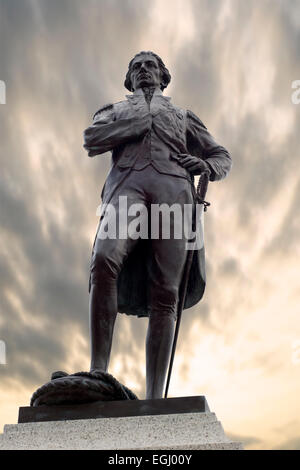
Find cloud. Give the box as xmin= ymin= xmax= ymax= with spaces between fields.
xmin=265 ymin=178 xmax=300 ymax=255
xmin=273 ymin=436 xmax=300 ymax=451
xmin=1 ymin=0 xmax=300 ymax=450
xmin=226 ymin=432 xmax=262 ymax=449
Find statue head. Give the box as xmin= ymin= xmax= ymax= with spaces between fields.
xmin=124 ymin=51 xmax=171 ymax=92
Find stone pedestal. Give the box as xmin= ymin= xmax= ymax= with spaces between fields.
xmin=0 ymin=396 xmax=243 ymax=450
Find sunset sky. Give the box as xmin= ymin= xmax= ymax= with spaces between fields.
xmin=1 ymin=0 xmax=300 ymax=450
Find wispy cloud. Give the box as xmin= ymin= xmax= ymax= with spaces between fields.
xmin=1 ymin=0 xmax=300 ymax=450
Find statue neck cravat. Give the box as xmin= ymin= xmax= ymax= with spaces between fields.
xmin=142 ymin=86 xmax=156 ymax=108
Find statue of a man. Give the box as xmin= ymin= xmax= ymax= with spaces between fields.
xmin=83 ymin=51 xmax=232 ymax=400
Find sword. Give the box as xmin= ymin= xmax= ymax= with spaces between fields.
xmin=164 ymin=167 xmax=211 ymax=398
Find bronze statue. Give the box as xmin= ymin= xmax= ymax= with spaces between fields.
xmin=30 ymin=51 xmax=231 ymax=407
xmin=83 ymin=51 xmax=231 ymax=399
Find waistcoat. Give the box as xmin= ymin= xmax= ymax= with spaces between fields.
xmin=112 ymin=88 xmax=190 ymax=180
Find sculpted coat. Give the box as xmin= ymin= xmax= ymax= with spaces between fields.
xmin=83 ymin=88 xmax=232 ymax=318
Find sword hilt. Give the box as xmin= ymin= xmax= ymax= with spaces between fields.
xmin=196 ymin=169 xmax=211 ymax=211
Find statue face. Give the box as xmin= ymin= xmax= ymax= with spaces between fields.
xmin=130 ymin=53 xmax=162 ymax=91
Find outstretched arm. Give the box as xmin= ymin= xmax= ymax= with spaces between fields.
xmin=83 ymin=104 xmax=151 ymax=157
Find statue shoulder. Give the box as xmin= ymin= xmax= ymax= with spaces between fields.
xmin=93 ymin=103 xmax=114 ymax=122
xmin=186 ymin=109 xmax=208 ymax=130
xmin=93 ymin=100 xmax=128 ymax=123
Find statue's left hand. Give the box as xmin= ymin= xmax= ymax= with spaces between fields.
xmin=177 ymin=153 xmax=209 ymax=174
